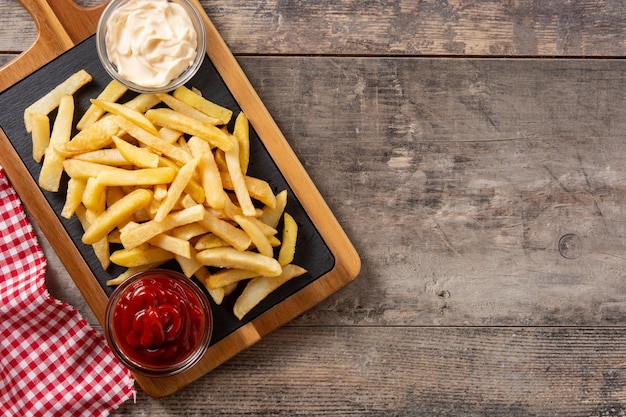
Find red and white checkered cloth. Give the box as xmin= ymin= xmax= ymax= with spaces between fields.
xmin=0 ymin=168 xmax=135 ymax=416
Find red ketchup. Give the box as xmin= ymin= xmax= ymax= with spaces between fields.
xmin=107 ymin=271 xmax=211 ymax=374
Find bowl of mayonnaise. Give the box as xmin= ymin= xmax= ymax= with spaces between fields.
xmin=96 ymin=0 xmax=206 ymax=93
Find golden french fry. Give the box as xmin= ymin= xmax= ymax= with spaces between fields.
xmin=96 ymin=166 xmax=176 ymax=186
xmin=177 ymin=136 xmax=191 ymax=155
xmin=220 ymin=171 xmax=276 ymax=209
xmin=61 ymin=178 xmax=86 ymax=219
xmin=106 ymin=186 xmax=126 ymax=207
xmin=222 ymin=282 xmax=238 ymax=297
xmin=72 ymin=148 xmax=133 ymax=166
xmin=157 ymin=184 xmax=172 ymax=202
xmin=258 ymin=190 xmax=287 ymax=228
xmin=112 ymin=115 xmax=191 ymax=165
xmin=123 ymin=93 xmax=160 ymax=113
xmin=188 ymin=136 xmax=227 ymax=209
xmin=110 ymin=245 xmax=175 ymax=267
xmin=82 ymin=188 xmax=153 ymax=245
xmin=54 ymin=116 xmax=120 ymax=157
xmin=77 ymin=80 xmax=128 ymax=130
xmin=175 ymin=246 xmax=203 ymax=277
xmin=30 ymin=113 xmax=50 ymax=163
xmin=91 ymin=98 xmax=158 ymax=135
xmin=86 ymin=205 xmax=106 ymax=224
xmin=157 ymin=156 xmax=205 ymax=203
xmin=24 ymin=69 xmax=91 ymax=132
xmin=156 ymin=93 xmax=221 ymax=125
xmin=82 ymin=177 xmax=106 ymax=212
xmin=149 ymin=233 xmax=191 ymax=259
xmin=154 ymin=156 xmax=200 ymax=222
xmin=74 ymin=204 xmax=89 ymax=231
xmin=158 ymin=127 xmax=182 ymax=144
xmin=222 ymin=197 xmax=262 ymax=221
xmin=249 ymin=216 xmax=278 ymax=237
xmin=120 ymin=204 xmax=205 ymax=249
xmin=268 ymin=235 xmax=281 ymax=247
xmin=145 ymin=108 xmax=232 ymax=151
xmin=196 ymin=247 xmax=282 ymax=277
xmin=173 ymin=85 xmax=233 ymax=124
xmin=206 ymin=268 xmax=258 ymax=290
xmin=233 ymin=112 xmax=250 ymax=174
xmin=224 ymin=135 xmax=256 ymax=216
xmin=214 ymin=148 xmax=228 ymax=172
xmin=108 ymin=229 xmax=122 ymax=244
xmin=75 ymin=204 xmax=110 ymax=270
xmin=92 ymin=236 xmax=111 ymax=270
xmin=171 ymin=223 xmax=209 ymax=241
xmin=112 ymin=135 xmax=159 ymax=168
xmin=234 ymin=215 xmax=274 ymax=258
xmin=39 ymin=95 xmax=74 ymax=192
xmin=194 ymin=233 xmax=229 ymax=251
xmin=194 ymin=267 xmax=224 ymax=305
xmin=233 ymin=264 xmax=307 ymax=319
xmin=63 ymin=159 xmax=120 ymax=179
xmin=197 ymin=208 xmax=251 ymax=252
xmin=278 ymin=213 xmax=298 ymax=266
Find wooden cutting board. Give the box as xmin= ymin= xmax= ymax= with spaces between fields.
xmin=0 ymin=0 xmax=360 ymax=398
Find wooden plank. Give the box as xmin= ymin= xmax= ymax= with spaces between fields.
xmin=109 ymin=326 xmax=626 ymax=416
xmin=228 ymin=56 xmax=626 ymax=327
xmin=0 ymin=55 xmax=16 ymax=68
xmin=0 ymin=1 xmax=36 ymax=52
xmin=46 ymin=0 xmax=107 ymax=43
xmin=0 ymin=0 xmax=75 ymax=91
xmin=5 ymin=0 xmax=626 ymax=58
xmin=193 ymin=0 xmax=626 ymax=57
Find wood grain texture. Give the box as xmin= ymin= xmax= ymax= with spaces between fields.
xmin=204 ymin=0 xmax=626 ymax=57
xmin=0 ymin=0 xmax=75 ymax=91
xmin=109 ymin=326 xmax=626 ymax=416
xmin=4 ymin=0 xmax=626 ymax=58
xmin=0 ymin=1 xmax=37 ymax=52
xmin=233 ymin=56 xmax=626 ymax=327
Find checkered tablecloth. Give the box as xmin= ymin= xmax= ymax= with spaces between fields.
xmin=0 ymin=168 xmax=135 ymax=416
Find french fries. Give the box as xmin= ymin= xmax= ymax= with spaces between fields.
xmin=39 ymin=94 xmax=74 ymax=192
xmin=25 ymin=69 xmax=307 ymax=320
xmin=82 ymin=188 xmax=153 ymax=245
xmin=77 ymin=80 xmax=127 ymax=130
xmin=278 ymin=213 xmax=298 ymax=266
xmin=24 ymin=69 xmax=92 ymax=132
xmin=196 ymin=247 xmax=282 ymax=277
xmin=173 ymin=85 xmax=233 ymax=125
xmin=31 ymin=113 xmax=50 ymax=163
xmin=233 ymin=264 xmax=307 ymax=320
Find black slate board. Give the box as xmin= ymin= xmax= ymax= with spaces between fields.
xmin=0 ymin=35 xmax=335 ymax=346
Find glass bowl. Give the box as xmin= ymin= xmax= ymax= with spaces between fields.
xmin=104 ymin=269 xmax=212 ymax=377
xmin=96 ymin=0 xmax=207 ymax=93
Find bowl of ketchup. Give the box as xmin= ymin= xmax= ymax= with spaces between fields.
xmin=104 ymin=269 xmax=212 ymax=377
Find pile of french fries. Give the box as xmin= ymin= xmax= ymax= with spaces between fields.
xmin=24 ymin=69 xmax=306 ymax=320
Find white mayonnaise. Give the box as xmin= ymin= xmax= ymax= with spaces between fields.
xmin=105 ymin=0 xmax=198 ymax=88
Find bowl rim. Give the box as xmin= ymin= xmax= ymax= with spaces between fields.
xmin=104 ymin=268 xmax=213 ymax=377
xmin=96 ymin=0 xmax=207 ymax=94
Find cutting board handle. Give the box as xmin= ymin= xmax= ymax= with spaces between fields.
xmin=0 ymin=0 xmax=108 ymax=93
xmin=47 ymin=0 xmax=109 ymax=43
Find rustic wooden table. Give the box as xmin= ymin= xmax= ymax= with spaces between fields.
xmin=3 ymin=0 xmax=626 ymax=415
